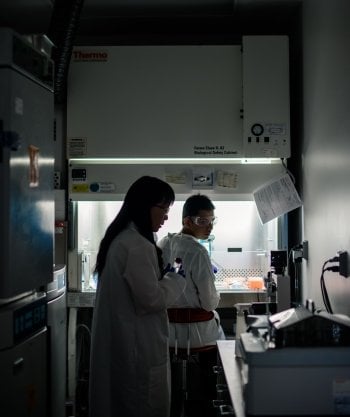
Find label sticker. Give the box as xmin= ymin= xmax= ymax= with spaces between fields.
xmin=68 ymin=137 xmax=87 ymax=157
xmin=165 ymin=171 xmax=187 ymax=185
xmin=217 ymin=170 xmax=238 ymax=189
xmin=72 ymin=184 xmax=89 ymax=193
xmin=193 ymin=145 xmax=238 ymax=157
xmin=89 ymin=182 xmax=116 ymax=193
xmin=15 ymin=97 xmax=23 ymax=115
xmin=334 ymin=379 xmax=350 ymax=415
xmin=72 ymin=49 xmax=109 ymax=62
xmin=28 ymin=145 xmax=39 ymax=188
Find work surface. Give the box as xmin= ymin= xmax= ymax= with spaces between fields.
xmin=67 ymin=288 xmax=266 ymax=308
xmin=216 ymin=340 xmax=246 ymax=417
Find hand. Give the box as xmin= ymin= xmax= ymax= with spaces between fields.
xmin=177 ymin=267 xmax=186 ymax=278
xmin=163 ymin=263 xmax=175 ymax=274
xmin=163 ymin=263 xmax=185 ymax=277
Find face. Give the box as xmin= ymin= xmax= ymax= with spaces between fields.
xmin=150 ymin=203 xmax=171 ymax=232
xmin=184 ymin=209 xmax=216 ymax=240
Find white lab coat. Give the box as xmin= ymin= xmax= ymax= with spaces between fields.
xmin=89 ymin=224 xmax=186 ymax=417
xmin=158 ymin=233 xmax=221 ymax=348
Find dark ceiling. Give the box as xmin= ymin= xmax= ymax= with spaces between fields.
xmin=0 ymin=0 xmax=301 ymax=102
xmin=0 ymin=0 xmax=301 ymax=42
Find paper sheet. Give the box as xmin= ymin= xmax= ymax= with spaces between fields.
xmin=253 ymin=173 xmax=302 ymax=224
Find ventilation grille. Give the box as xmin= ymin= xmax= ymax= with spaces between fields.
xmin=215 ymin=268 xmax=264 ymax=285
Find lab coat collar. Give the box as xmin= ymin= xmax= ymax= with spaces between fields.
xmin=176 ymin=232 xmax=198 ymax=242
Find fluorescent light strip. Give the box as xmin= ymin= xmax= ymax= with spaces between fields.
xmin=69 ymin=157 xmax=278 ymax=165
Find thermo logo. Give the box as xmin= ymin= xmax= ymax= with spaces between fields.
xmin=72 ymin=50 xmax=108 ymax=62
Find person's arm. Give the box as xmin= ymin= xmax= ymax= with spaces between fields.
xmin=190 ymin=249 xmax=220 ymax=311
xmin=124 ymin=241 xmax=185 ymax=315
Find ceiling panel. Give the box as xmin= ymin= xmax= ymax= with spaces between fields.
xmin=0 ymin=0 xmax=301 ymax=35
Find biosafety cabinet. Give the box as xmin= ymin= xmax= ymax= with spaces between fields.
xmin=66 ymin=35 xmax=291 ymax=299
xmin=67 ymin=36 xmax=290 ymax=160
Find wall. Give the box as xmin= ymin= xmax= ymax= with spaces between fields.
xmin=301 ymin=0 xmax=350 ymax=314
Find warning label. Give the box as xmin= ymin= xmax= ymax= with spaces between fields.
xmin=68 ymin=137 xmax=87 ymax=157
xmin=193 ymin=145 xmax=238 ymax=156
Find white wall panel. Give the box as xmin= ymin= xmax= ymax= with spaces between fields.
xmin=302 ymin=0 xmax=350 ymax=315
xmin=67 ymin=45 xmax=243 ymax=159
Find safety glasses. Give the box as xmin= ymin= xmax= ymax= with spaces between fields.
xmin=190 ymin=216 xmax=217 ymax=227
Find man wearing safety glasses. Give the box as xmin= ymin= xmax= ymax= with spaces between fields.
xmin=158 ymin=194 xmax=224 ymax=416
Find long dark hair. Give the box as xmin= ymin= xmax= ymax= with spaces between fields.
xmin=94 ymin=176 xmax=175 ymax=277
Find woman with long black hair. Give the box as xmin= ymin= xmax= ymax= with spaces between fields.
xmin=89 ymin=176 xmax=186 ymax=417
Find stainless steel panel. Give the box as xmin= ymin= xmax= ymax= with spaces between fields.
xmin=0 ymin=40 xmax=54 ymax=298
xmin=47 ymin=291 xmax=67 ymax=417
xmin=0 ymin=328 xmax=47 ymax=417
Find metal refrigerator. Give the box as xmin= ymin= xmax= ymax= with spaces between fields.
xmin=0 ymin=27 xmax=54 ymax=417
xmin=0 ymin=292 xmax=48 ymax=417
xmin=0 ymin=27 xmax=54 ymax=299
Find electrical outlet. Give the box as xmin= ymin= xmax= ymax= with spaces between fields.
xmin=292 ymin=248 xmax=303 ymax=263
xmin=292 ymin=240 xmax=308 ymax=263
xmin=338 ymin=250 xmax=349 ymax=278
xmin=302 ymin=240 xmax=308 ymax=260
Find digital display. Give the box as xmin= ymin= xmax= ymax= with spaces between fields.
xmin=72 ymin=168 xmax=87 ymax=181
xmin=13 ymin=298 xmax=47 ymax=343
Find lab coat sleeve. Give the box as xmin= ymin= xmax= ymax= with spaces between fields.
xmin=161 ymin=271 xmax=186 ymax=305
xmin=190 ymin=250 xmax=220 ymax=311
xmin=124 ymin=241 xmax=186 ymax=315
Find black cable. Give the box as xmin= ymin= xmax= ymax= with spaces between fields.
xmin=324 ymin=266 xmax=339 ymax=273
xmin=328 ymin=256 xmax=339 ymax=263
xmin=289 ymin=245 xmax=302 ymax=304
xmin=320 ymin=269 xmax=332 ymax=314
xmin=288 ymin=247 xmax=294 ymax=267
xmin=294 ymin=261 xmax=300 ymax=304
xmin=319 ymin=258 xmax=339 ymax=314
xmin=281 ymin=158 xmax=296 ymax=183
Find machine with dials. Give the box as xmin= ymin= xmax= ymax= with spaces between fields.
xmin=238 ymin=304 xmax=350 ymax=416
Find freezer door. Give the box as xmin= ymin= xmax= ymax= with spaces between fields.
xmin=0 ymin=328 xmax=48 ymax=417
xmin=0 ymin=66 xmax=54 ymax=298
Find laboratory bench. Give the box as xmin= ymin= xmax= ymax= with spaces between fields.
xmin=66 ymin=288 xmax=266 ymax=308
xmin=66 ymin=288 xmax=267 ymax=339
xmin=66 ymin=289 xmax=266 ymax=416
xmin=216 ymin=340 xmax=245 ymax=417
xmin=65 ymin=288 xmax=267 ymax=336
